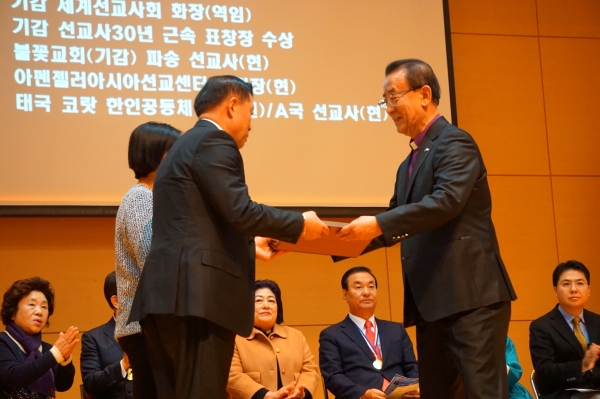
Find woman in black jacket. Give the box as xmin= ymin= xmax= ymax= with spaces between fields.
xmin=0 ymin=277 xmax=78 ymax=399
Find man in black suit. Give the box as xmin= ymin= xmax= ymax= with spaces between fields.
xmin=319 ymin=266 xmax=418 ymax=399
xmin=530 ymin=260 xmax=600 ymax=399
xmin=80 ymin=272 xmax=133 ymax=399
xmin=338 ymin=59 xmax=517 ymax=399
xmin=129 ymin=75 xmax=328 ymax=399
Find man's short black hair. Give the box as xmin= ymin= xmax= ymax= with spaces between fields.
xmin=128 ymin=121 xmax=181 ymax=179
xmin=385 ymin=59 xmax=441 ymax=105
xmin=255 ymin=279 xmax=284 ymax=324
xmin=104 ymin=271 xmax=117 ymax=310
xmin=1 ymin=277 xmax=54 ymax=327
xmin=194 ymin=75 xmax=253 ymax=117
xmin=341 ymin=266 xmax=378 ymax=290
xmin=552 ymin=260 xmax=591 ymax=286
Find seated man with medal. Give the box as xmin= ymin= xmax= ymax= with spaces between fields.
xmin=319 ymin=266 xmax=419 ymax=399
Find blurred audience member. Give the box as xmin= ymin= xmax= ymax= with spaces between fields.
xmin=227 ymin=280 xmax=319 ymax=399
xmin=506 ymin=337 xmax=533 ymax=399
xmin=530 ymin=261 xmax=600 ymax=399
xmin=0 ymin=277 xmax=77 ymax=399
xmin=81 ymin=271 xmax=133 ymax=399
xmin=319 ymin=267 xmax=418 ymax=399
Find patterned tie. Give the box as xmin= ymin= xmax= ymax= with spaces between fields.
xmin=573 ymin=316 xmax=588 ymax=352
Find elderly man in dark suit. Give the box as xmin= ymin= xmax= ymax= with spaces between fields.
xmin=320 ymin=266 xmax=418 ymax=399
xmin=530 ymin=260 xmax=600 ymax=399
xmin=129 ymin=75 xmax=328 ymax=399
xmin=80 ymin=272 xmax=132 ymax=399
xmin=338 ymin=59 xmax=517 ymax=399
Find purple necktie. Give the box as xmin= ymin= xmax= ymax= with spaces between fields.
xmin=408 ymin=141 xmax=418 ymax=178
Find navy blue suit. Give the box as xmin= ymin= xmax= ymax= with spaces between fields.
xmin=319 ymin=316 xmax=418 ymax=399
xmin=80 ymin=318 xmax=132 ymax=399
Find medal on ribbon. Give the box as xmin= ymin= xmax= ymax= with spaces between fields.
xmin=355 ymin=320 xmax=383 ymax=370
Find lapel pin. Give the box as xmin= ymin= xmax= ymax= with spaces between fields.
xmin=424 ymin=148 xmax=430 ymax=152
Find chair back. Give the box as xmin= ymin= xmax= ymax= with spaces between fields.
xmin=321 ymin=374 xmax=329 ymax=399
xmin=80 ymin=384 xmax=94 ymax=399
xmin=530 ymin=370 xmax=540 ymax=398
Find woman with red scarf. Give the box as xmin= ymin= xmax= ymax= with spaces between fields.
xmin=0 ymin=277 xmax=78 ymax=399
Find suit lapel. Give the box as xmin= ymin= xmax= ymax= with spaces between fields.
xmin=376 ymin=319 xmax=391 ymax=368
xmin=396 ymin=155 xmax=410 ymax=206
xmin=584 ymin=309 xmax=600 ymax=344
xmin=103 ymin=318 xmax=119 ymax=347
xmin=549 ymin=306 xmax=585 ymax=356
xmin=403 ymin=117 xmax=447 ymax=204
xmin=340 ymin=316 xmax=377 ymax=363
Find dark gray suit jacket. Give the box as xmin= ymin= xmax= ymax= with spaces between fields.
xmin=319 ymin=316 xmax=418 ymax=399
xmin=129 ymin=120 xmax=303 ymax=336
xmin=80 ymin=318 xmax=132 ymax=399
xmin=365 ymin=117 xmax=516 ymax=326
xmin=530 ymin=305 xmax=600 ymax=399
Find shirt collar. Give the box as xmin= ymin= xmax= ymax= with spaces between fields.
xmin=558 ymin=305 xmax=585 ymax=324
xmin=348 ymin=313 xmax=376 ymax=330
xmin=200 ymin=117 xmax=224 ymax=131
xmin=410 ymin=114 xmax=441 ymax=149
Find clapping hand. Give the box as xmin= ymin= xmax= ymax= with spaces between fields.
xmin=122 ymin=352 xmax=130 ymax=370
xmin=54 ymin=326 xmax=79 ymax=360
xmin=582 ymin=343 xmax=600 ymax=372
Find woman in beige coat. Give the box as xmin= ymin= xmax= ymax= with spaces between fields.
xmin=227 ymin=280 xmax=319 ymax=399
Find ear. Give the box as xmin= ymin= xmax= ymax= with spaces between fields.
xmin=226 ymin=96 xmax=240 ymax=118
xmin=553 ymin=287 xmax=557 ymax=296
xmin=110 ymin=295 xmax=118 ymax=309
xmin=420 ymin=85 xmax=433 ymax=106
xmin=342 ymin=289 xmax=348 ymax=303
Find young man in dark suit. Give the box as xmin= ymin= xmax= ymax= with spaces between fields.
xmin=337 ymin=59 xmax=517 ymax=399
xmin=80 ymin=272 xmax=133 ymax=399
xmin=129 ymin=75 xmax=329 ymax=399
xmin=530 ymin=260 xmax=600 ymax=399
xmin=319 ymin=266 xmax=418 ymax=399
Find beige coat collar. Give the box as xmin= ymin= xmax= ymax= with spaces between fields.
xmin=246 ymin=323 xmax=288 ymax=340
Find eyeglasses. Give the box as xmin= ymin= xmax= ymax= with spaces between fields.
xmin=378 ymin=86 xmax=422 ymax=109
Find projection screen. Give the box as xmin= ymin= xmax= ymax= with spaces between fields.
xmin=0 ymin=0 xmax=455 ymax=209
